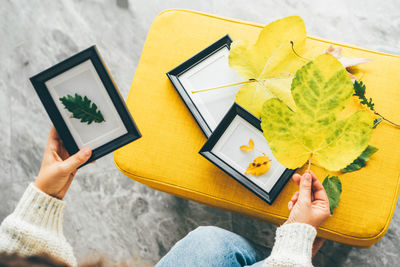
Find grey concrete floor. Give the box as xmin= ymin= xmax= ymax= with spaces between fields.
xmin=1 ymin=0 xmax=400 ymax=266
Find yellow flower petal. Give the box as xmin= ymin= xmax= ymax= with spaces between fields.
xmin=240 ymin=139 xmax=255 ymax=152
xmin=245 ymin=156 xmax=271 ymax=176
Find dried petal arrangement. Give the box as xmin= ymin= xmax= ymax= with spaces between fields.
xmin=240 ymin=138 xmax=254 ymax=152
xmin=245 ymin=156 xmax=271 ymax=176
xmin=240 ymin=139 xmax=271 ymax=177
xmin=193 ymin=16 xmax=399 ymax=214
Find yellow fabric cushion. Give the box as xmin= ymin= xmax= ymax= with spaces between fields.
xmin=114 ymin=9 xmax=400 ymax=247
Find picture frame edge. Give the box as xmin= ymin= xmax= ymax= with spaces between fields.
xmin=199 ymin=102 xmax=296 ymax=205
xmin=29 ymin=45 xmax=141 ymax=166
xmin=166 ymin=34 xmax=233 ymax=138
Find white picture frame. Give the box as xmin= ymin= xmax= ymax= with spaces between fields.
xmin=167 ymin=35 xmax=243 ymax=137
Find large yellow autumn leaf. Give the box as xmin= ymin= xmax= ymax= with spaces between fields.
xmin=229 ymin=16 xmax=306 ymax=117
xmin=260 ymin=54 xmax=374 ymax=171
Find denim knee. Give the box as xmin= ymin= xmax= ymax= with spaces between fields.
xmin=156 ymin=226 xmax=258 ymax=267
xmin=188 ymin=226 xmax=234 ymax=241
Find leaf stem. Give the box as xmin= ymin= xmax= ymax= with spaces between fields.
xmin=354 ymin=81 xmax=400 ymax=128
xmin=191 ymin=74 xmax=293 ymax=94
xmin=191 ymin=79 xmax=256 ymax=93
xmin=374 ymin=111 xmax=400 ymax=127
xmin=290 ymin=41 xmax=310 ymax=62
xmin=253 ymin=147 xmax=267 ymax=156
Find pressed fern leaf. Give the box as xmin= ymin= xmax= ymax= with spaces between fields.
xmin=353 ymin=81 xmax=400 ymax=127
xmin=59 ymin=93 xmax=105 ymax=125
xmin=353 ymin=80 xmax=375 ymax=111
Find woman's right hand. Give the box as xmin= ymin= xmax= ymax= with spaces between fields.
xmin=285 ymin=170 xmax=330 ymax=229
xmin=35 ymin=127 xmax=92 ymax=199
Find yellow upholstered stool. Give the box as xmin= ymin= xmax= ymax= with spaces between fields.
xmin=114 ymin=9 xmax=400 ymax=247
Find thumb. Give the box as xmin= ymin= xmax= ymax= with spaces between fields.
xmin=63 ymin=147 xmax=92 ymax=171
xmin=298 ymin=173 xmax=312 ymax=203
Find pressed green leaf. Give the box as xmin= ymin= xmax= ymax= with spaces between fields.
xmin=341 ymin=145 xmax=378 ymax=173
xmin=59 ymin=93 xmax=105 ymax=125
xmin=261 ymin=54 xmax=374 ymax=171
xmin=229 ymin=16 xmax=306 ymax=117
xmin=322 ymin=175 xmax=342 ymax=215
xmin=353 ymin=80 xmax=375 ymax=111
xmin=354 ymin=82 xmax=399 ymax=128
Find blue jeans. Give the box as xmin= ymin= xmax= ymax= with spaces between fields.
xmin=156 ymin=226 xmax=271 ymax=267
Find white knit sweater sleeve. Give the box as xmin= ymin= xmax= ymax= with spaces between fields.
xmin=263 ymin=223 xmax=316 ymax=267
xmin=0 ymin=183 xmax=77 ymax=267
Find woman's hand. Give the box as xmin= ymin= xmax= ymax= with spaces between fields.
xmin=34 ymin=127 xmax=92 ymax=199
xmin=285 ymin=170 xmax=330 ymax=229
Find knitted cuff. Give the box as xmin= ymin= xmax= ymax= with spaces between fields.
xmin=269 ymin=223 xmax=316 ymax=263
xmin=12 ymin=183 xmax=65 ymax=235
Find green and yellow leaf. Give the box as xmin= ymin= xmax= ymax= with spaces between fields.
xmin=235 ymin=82 xmax=274 ymax=117
xmin=261 ymin=54 xmax=374 ymax=171
xmin=229 ymin=16 xmax=306 ymax=117
xmin=265 ymin=77 xmax=296 ymax=111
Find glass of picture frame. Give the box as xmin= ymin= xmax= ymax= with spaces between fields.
xmin=200 ymin=103 xmax=295 ymax=204
xmin=167 ymin=35 xmax=243 ymax=137
xmin=30 ymin=46 xmax=141 ymax=166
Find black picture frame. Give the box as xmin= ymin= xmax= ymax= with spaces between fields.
xmin=199 ymin=103 xmax=295 ymax=204
xmin=167 ymin=34 xmax=234 ymax=138
xmin=30 ymin=45 xmax=141 ymax=167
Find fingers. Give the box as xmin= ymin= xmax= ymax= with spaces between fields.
xmin=288 ymin=191 xmax=299 ymax=211
xmin=62 ymin=147 xmax=92 ymax=171
xmin=298 ymin=172 xmax=312 ymax=203
xmin=292 ymin=173 xmax=301 ymax=185
xmin=311 ymin=174 xmax=329 ymax=202
xmin=291 ymin=191 xmax=299 ymax=202
xmin=289 ymin=173 xmax=301 ymax=210
xmin=45 ymin=127 xmax=60 ymax=153
xmin=59 ymin=146 xmax=70 ymax=161
xmin=49 ymin=126 xmax=59 ymax=139
xmin=292 ymin=170 xmax=328 ymax=204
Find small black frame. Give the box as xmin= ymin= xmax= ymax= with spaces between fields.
xmin=167 ymin=34 xmax=233 ymax=138
xmin=30 ymin=45 xmax=141 ymax=166
xmin=199 ymin=103 xmax=295 ymax=204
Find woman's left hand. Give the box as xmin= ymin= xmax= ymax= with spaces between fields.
xmin=285 ymin=170 xmax=330 ymax=229
xmin=34 ymin=127 xmax=92 ymax=199
xmin=286 ymin=170 xmax=330 ymax=258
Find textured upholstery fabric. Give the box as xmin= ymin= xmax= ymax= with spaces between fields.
xmin=114 ymin=9 xmax=400 ymax=247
